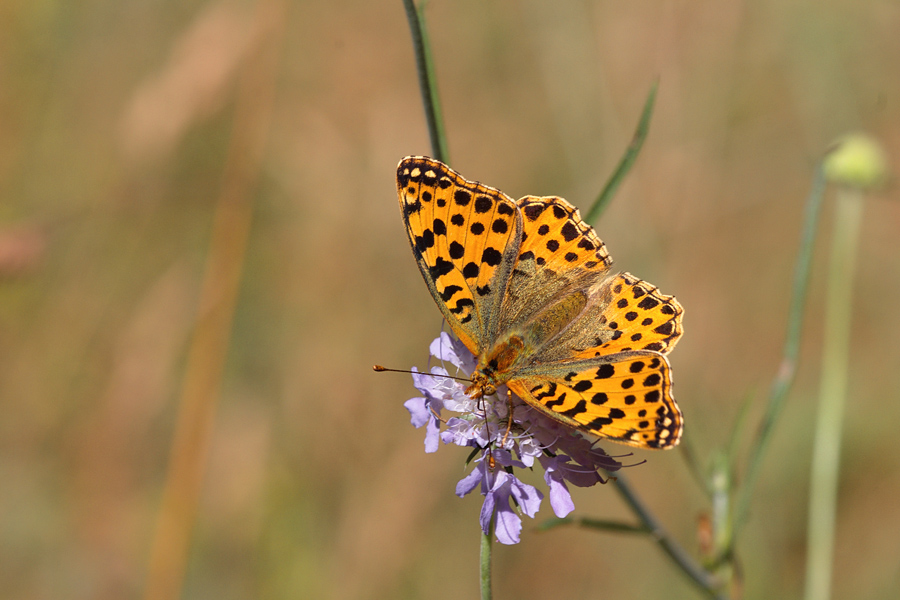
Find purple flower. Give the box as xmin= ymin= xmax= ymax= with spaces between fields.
xmin=456 ymin=454 xmax=542 ymax=545
xmin=404 ymin=334 xmax=625 ymax=544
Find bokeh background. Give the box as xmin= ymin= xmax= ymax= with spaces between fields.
xmin=2 ymin=0 xmax=899 ymax=598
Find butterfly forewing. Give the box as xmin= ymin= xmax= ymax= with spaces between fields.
xmin=397 ymin=157 xmax=522 ymax=355
xmin=509 ymin=351 xmax=682 ymax=449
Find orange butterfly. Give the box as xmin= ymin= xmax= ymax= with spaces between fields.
xmin=397 ymin=157 xmax=683 ymax=449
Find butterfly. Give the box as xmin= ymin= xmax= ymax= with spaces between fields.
xmin=397 ymin=157 xmax=683 ymax=449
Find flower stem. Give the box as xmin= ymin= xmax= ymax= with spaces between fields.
xmin=585 ymin=81 xmax=657 ymax=224
xmin=401 ymin=0 xmax=449 ymax=163
xmin=803 ymin=187 xmax=864 ymax=600
xmin=610 ymin=472 xmax=729 ymax=600
xmin=736 ymin=165 xmax=827 ymax=528
xmin=480 ymin=522 xmax=493 ymax=600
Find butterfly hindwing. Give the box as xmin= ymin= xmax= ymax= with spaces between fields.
xmin=508 ymin=351 xmax=682 ymax=449
xmin=534 ymin=272 xmax=683 ymax=364
xmin=397 ymin=157 xmax=523 ymax=355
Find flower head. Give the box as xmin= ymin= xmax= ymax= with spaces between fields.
xmin=404 ymin=333 xmax=625 ymax=544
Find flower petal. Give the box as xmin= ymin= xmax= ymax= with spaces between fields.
xmin=404 ymin=397 xmax=430 ymax=428
xmin=546 ymin=475 xmax=575 ymax=518
xmin=509 ymin=477 xmax=543 ymax=518
xmin=423 ymin=413 xmax=441 ymax=453
xmin=430 ymin=333 xmax=463 ymax=369
xmin=456 ymin=462 xmax=485 ymax=498
xmin=493 ymin=502 xmax=522 ymax=545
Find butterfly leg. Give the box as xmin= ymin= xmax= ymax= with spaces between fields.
xmin=500 ymin=388 xmax=515 ymax=449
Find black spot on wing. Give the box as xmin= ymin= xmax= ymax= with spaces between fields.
xmin=560 ymin=222 xmax=578 ymax=242
xmin=533 ymin=382 xmax=557 ymax=399
xmin=572 ymin=380 xmax=592 ymax=392
xmin=596 ymin=364 xmax=614 ymax=378
xmin=440 ymin=285 xmax=462 ymax=301
xmin=449 ymin=297 xmax=474 ymax=315
xmin=638 ymin=296 xmax=659 ymax=310
xmin=586 ymin=416 xmax=613 ymax=428
xmin=482 ymin=247 xmax=502 ymax=266
xmin=428 ymin=257 xmax=454 ymax=279
xmin=654 ymin=322 xmax=675 ymax=336
xmin=591 ymin=392 xmax=608 ymax=405
xmin=559 ymin=399 xmax=587 ymax=418
xmin=474 ymin=196 xmax=493 ymax=213
xmin=523 ymin=203 xmax=545 ymax=221
xmin=415 ymin=230 xmax=434 ymax=252
xmin=403 ymin=199 xmax=422 ymax=217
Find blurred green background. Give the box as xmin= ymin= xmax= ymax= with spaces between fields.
xmin=1 ymin=0 xmax=899 ymax=598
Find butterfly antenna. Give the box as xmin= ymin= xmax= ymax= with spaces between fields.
xmin=372 ymin=365 xmax=472 ymax=384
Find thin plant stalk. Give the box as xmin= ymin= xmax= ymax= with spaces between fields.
xmin=538 ymin=517 xmax=649 ymax=534
xmin=610 ymin=472 xmax=729 ymax=600
xmin=803 ymin=187 xmax=864 ymax=600
xmin=402 ymin=0 xmax=449 ymax=163
xmin=585 ymin=81 xmax=657 ymax=224
xmin=735 ymin=166 xmax=827 ymax=528
xmin=142 ymin=4 xmax=285 ymax=599
xmin=480 ymin=523 xmax=493 ymax=600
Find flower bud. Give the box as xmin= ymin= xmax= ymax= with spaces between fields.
xmin=823 ymin=133 xmax=890 ymax=191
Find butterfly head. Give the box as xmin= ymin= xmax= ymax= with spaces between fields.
xmin=465 ymin=372 xmax=497 ymax=399
xmin=464 ymin=333 xmax=530 ymax=400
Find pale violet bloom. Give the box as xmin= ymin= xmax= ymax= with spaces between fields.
xmin=404 ymin=333 xmax=624 ymax=544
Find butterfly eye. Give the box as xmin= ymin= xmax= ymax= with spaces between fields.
xmin=482 ymin=384 xmax=496 ymax=396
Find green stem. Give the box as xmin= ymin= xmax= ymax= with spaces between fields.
xmin=736 ymin=166 xmax=827 ymax=528
xmin=585 ymin=81 xmax=657 ymax=224
xmin=610 ymin=471 xmax=729 ymax=600
xmin=803 ymin=187 xmax=864 ymax=600
xmin=401 ymin=0 xmax=449 ymax=163
xmin=575 ymin=518 xmax=648 ymax=534
xmin=480 ymin=523 xmax=493 ymax=600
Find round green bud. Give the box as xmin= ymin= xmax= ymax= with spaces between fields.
xmin=823 ymin=133 xmax=890 ymax=191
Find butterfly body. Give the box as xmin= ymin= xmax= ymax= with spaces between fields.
xmin=467 ymin=287 xmax=589 ymax=395
xmin=398 ymin=157 xmax=684 ymax=449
